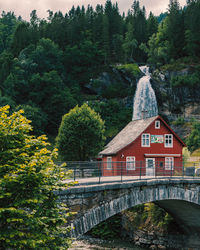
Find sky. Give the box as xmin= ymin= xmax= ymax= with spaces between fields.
xmin=0 ymin=0 xmax=186 ymax=21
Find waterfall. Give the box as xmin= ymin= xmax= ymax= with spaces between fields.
xmin=132 ymin=65 xmax=158 ymax=120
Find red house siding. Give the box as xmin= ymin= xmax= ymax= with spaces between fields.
xmin=102 ymin=118 xmax=184 ymax=176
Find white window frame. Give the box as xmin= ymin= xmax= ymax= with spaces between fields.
xmin=126 ymin=156 xmax=135 ymax=170
xmin=107 ymin=156 xmax=112 ymax=169
xmin=165 ymin=157 xmax=174 ymax=170
xmin=164 ymin=134 xmax=173 ymax=148
xmin=155 ymin=120 xmax=160 ymax=129
xmin=142 ymin=133 xmax=150 ymax=147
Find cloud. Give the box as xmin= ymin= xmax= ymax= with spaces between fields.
xmin=0 ymin=0 xmax=187 ymax=20
xmin=141 ymin=0 xmax=186 ymax=15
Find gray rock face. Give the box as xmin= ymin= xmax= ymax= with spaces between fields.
xmin=151 ymin=68 xmax=200 ymax=117
xmin=86 ymin=66 xmax=141 ymax=97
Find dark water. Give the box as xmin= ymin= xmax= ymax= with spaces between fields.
xmin=69 ymin=236 xmax=145 ymax=249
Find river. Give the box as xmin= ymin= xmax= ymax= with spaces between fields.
xmin=69 ymin=236 xmax=145 ymax=250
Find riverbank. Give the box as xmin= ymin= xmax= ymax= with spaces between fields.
xmin=69 ymin=236 xmax=144 ymax=250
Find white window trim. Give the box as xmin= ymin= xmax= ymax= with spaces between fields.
xmin=142 ymin=133 xmax=150 ymax=147
xmin=165 ymin=157 xmax=174 ymax=170
xmin=155 ymin=120 xmax=160 ymax=129
xmin=164 ymin=134 xmax=173 ymax=148
xmin=107 ymin=156 xmax=112 ymax=170
xmin=126 ymin=156 xmax=136 ymax=170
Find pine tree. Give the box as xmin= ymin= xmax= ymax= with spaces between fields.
xmin=184 ymin=0 xmax=200 ymax=57
xmin=167 ymin=0 xmax=185 ymax=59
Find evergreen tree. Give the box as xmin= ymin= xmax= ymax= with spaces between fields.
xmin=10 ymin=22 xmax=31 ymax=56
xmin=167 ymin=0 xmax=185 ymax=59
xmin=122 ymin=22 xmax=138 ymax=62
xmin=0 ymin=11 xmax=18 ymax=53
xmin=147 ymin=12 xmax=158 ymax=38
xmin=184 ymin=0 xmax=200 ymax=57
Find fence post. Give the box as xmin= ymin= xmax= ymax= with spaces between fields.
xmin=99 ymin=162 xmax=101 ymax=184
xmin=155 ymin=161 xmax=157 ymax=178
xmin=121 ymin=162 xmax=123 ymax=182
xmin=171 ymin=164 xmax=173 ymax=178
xmin=74 ymin=165 xmax=76 ymax=181
xmin=194 ymin=163 xmax=195 ymax=178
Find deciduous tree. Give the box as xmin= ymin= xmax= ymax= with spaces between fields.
xmin=0 ymin=105 xmax=73 ymax=249
xmin=56 ymin=103 xmax=105 ymax=161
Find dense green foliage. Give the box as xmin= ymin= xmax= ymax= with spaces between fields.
xmin=123 ymin=203 xmax=175 ymax=232
xmin=89 ymin=100 xmax=132 ymax=138
xmin=56 ymin=103 xmax=105 ymax=161
xmin=0 ymin=105 xmax=73 ymax=249
xmin=0 ymin=0 xmax=157 ymax=136
xmin=145 ymin=0 xmax=200 ymax=66
xmin=171 ymin=72 xmax=200 ymax=88
xmin=88 ymin=214 xmax=121 ymax=240
xmin=0 ymin=0 xmax=199 ymax=139
xmin=186 ymin=121 xmax=200 ymax=152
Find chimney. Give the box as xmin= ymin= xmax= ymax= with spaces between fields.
xmin=141 ymin=110 xmax=147 ymax=119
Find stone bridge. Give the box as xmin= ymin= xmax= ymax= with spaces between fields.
xmin=57 ymin=178 xmax=200 ymax=244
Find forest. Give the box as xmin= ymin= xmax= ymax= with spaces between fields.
xmin=0 ymin=0 xmax=199 ymax=140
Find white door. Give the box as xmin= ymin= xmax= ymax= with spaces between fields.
xmin=146 ymin=158 xmax=155 ymax=176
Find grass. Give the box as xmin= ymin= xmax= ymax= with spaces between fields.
xmin=116 ymin=63 xmax=141 ymax=78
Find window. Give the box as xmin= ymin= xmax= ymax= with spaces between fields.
xmin=165 ymin=157 xmax=174 ymax=170
xmin=107 ymin=156 xmax=112 ymax=169
xmin=155 ymin=120 xmax=160 ymax=129
xmin=164 ymin=134 xmax=173 ymax=147
xmin=126 ymin=156 xmax=135 ymax=170
xmin=142 ymin=134 xmax=150 ymax=147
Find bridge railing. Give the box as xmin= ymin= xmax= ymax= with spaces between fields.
xmin=60 ymin=160 xmax=200 ymax=185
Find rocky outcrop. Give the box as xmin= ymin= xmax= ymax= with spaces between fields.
xmin=151 ymin=67 xmax=200 ymax=117
xmin=86 ymin=64 xmax=200 ymax=128
xmin=85 ymin=65 xmax=142 ymax=98
xmin=121 ymin=228 xmax=186 ymax=249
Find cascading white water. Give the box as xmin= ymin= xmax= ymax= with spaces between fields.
xmin=132 ymin=66 xmax=158 ymax=120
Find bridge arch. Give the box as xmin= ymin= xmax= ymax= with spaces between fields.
xmin=58 ymin=179 xmax=200 ymax=238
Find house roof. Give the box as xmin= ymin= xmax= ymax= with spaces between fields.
xmin=99 ymin=115 xmax=186 ymax=156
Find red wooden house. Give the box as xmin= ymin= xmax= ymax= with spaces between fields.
xmin=99 ymin=115 xmax=186 ymax=177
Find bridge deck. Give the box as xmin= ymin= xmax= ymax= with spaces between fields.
xmin=65 ymin=175 xmax=200 ymax=187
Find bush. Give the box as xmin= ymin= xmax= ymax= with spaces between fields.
xmin=172 ymin=117 xmax=185 ymax=126
xmin=171 ymin=73 xmax=200 ymax=87
xmin=186 ymin=121 xmax=200 ymax=152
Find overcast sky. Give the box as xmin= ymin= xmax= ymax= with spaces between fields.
xmin=0 ymin=0 xmax=186 ymax=21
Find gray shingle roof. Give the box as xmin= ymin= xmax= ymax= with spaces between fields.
xmin=100 ymin=116 xmax=158 ymax=155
